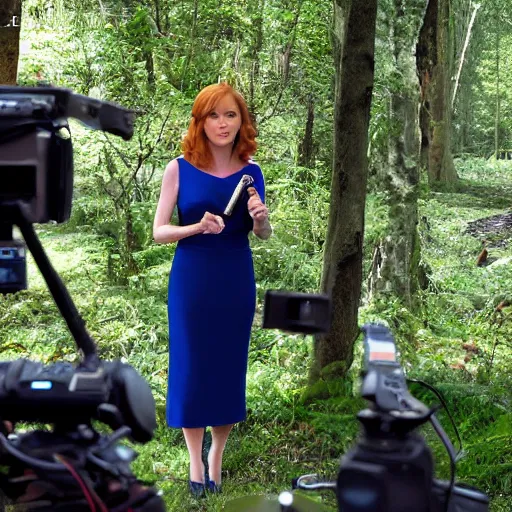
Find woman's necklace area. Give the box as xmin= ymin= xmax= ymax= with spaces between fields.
xmin=206 ymin=159 xmax=247 ymax=178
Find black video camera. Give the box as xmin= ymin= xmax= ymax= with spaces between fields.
xmin=0 ymin=86 xmax=165 ymax=511
xmin=226 ymin=291 xmax=490 ymax=512
xmin=0 ymin=86 xmax=133 ymax=293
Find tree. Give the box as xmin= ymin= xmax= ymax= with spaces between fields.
xmin=494 ymin=5 xmax=501 ymax=159
xmin=438 ymin=0 xmax=512 ymax=156
xmin=368 ymin=0 xmax=426 ymax=306
xmin=0 ymin=0 xmax=21 ymax=84
xmin=311 ymin=0 xmax=378 ymax=381
xmin=452 ymin=1 xmax=480 ymax=110
xmin=417 ymin=0 xmax=457 ymax=183
xmin=451 ymin=0 xmax=481 ymax=155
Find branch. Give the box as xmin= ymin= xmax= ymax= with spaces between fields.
xmin=259 ymin=1 xmax=304 ymax=125
xmin=99 ymin=151 xmax=127 ymax=204
xmin=103 ymin=134 xmax=134 ymax=171
xmin=102 ymin=109 xmax=172 ymax=202
xmin=249 ymin=339 xmax=279 ymax=353
xmin=452 ymin=3 xmax=481 ymax=108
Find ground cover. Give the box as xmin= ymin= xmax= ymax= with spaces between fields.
xmin=1 ymin=159 xmax=510 ymax=511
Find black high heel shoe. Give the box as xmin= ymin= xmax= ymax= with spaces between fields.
xmin=189 ymin=480 xmax=206 ymax=498
xmin=207 ymin=480 xmax=222 ymax=494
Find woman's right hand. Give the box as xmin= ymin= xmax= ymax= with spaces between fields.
xmin=198 ymin=212 xmax=225 ymax=234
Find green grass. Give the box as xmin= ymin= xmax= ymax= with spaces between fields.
xmin=1 ymin=158 xmax=511 ymax=511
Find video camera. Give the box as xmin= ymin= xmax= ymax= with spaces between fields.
xmin=227 ymin=291 xmax=490 ymax=512
xmin=0 ymin=85 xmax=133 ymax=293
xmin=0 ymin=86 xmax=165 ymax=511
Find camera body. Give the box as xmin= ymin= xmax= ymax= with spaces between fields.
xmin=0 ymin=114 xmax=73 ymax=224
xmin=0 ymin=359 xmax=156 ymax=443
xmin=0 ymin=86 xmax=134 ymax=293
xmin=0 ymin=241 xmax=26 ymax=294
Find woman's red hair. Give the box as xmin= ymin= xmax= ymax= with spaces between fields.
xmin=182 ymin=83 xmax=257 ymax=170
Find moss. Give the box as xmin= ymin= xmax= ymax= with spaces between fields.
xmin=320 ymin=360 xmax=348 ymax=380
xmin=301 ymin=374 xmax=353 ymax=405
xmin=301 ymin=378 xmax=331 ymax=402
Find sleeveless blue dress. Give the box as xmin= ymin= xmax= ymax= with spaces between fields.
xmin=166 ymin=157 xmax=265 ymax=428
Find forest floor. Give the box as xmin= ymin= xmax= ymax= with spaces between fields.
xmin=466 ymin=211 xmax=512 ymax=248
xmin=0 ymin=158 xmax=511 ymax=511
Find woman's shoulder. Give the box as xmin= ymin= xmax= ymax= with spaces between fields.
xmin=162 ymin=158 xmax=180 ymax=185
xmin=245 ymin=160 xmax=264 ymax=181
xmin=165 ymin=158 xmax=180 ymax=172
xmin=245 ymin=159 xmax=263 ymax=173
xmin=167 ymin=155 xmax=193 ymax=171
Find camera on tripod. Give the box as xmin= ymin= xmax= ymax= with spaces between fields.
xmin=227 ymin=291 xmax=490 ymax=512
xmin=0 ymin=86 xmax=165 ymax=511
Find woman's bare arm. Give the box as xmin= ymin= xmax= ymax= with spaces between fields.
xmin=253 ymin=218 xmax=272 ymax=240
xmin=248 ymin=189 xmax=272 ymax=240
xmin=153 ymin=160 xmax=203 ymax=244
xmin=153 ymin=160 xmax=225 ymax=243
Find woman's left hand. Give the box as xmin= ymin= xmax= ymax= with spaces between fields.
xmin=248 ymin=191 xmax=269 ymax=222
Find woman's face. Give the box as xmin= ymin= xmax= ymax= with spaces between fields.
xmin=203 ymin=94 xmax=242 ymax=148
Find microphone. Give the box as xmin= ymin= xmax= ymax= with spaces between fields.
xmin=223 ymin=174 xmax=254 ymax=216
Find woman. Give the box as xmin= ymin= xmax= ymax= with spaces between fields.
xmin=153 ymin=83 xmax=271 ymax=497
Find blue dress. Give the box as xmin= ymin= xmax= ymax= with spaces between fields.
xmin=166 ymin=157 xmax=265 ymax=428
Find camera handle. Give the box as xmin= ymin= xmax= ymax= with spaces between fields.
xmin=0 ymin=201 xmax=99 ymax=368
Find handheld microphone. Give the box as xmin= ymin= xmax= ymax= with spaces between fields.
xmin=223 ymin=174 xmax=254 ymax=216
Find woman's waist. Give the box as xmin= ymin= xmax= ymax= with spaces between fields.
xmin=177 ymin=233 xmax=250 ymax=251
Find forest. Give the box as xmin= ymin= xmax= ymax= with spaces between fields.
xmin=0 ymin=0 xmax=511 ymax=510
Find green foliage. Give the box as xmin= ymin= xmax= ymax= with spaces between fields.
xmin=5 ymin=2 xmax=512 ymax=509
xmin=2 ymin=158 xmax=509 ymax=510
xmin=251 ymin=162 xmax=329 ymax=295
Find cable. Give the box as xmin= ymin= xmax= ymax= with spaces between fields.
xmin=54 ymin=454 xmax=98 ymax=512
xmin=55 ymin=454 xmax=108 ymax=512
xmin=408 ymin=378 xmax=460 ymax=512
xmin=0 ymin=432 xmax=67 ymax=471
xmin=407 ymin=378 xmax=463 ymax=457
xmin=430 ymin=415 xmax=456 ymax=512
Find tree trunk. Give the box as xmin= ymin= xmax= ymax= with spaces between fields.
xmin=145 ymin=50 xmax=155 ymax=92
xmin=179 ymin=0 xmax=199 ymax=89
xmin=248 ymin=0 xmax=265 ymax=114
xmin=298 ymin=94 xmax=315 ymax=168
xmin=0 ymin=1 xmax=22 ymax=85
xmin=494 ymin=19 xmax=500 ymax=159
xmin=429 ymin=0 xmax=457 ymax=182
xmin=417 ymin=0 xmax=436 ymax=172
xmin=417 ymin=0 xmax=457 ymax=183
xmin=368 ymin=0 xmax=425 ymax=306
xmin=124 ymin=207 xmax=139 ymax=276
xmin=311 ymin=0 xmax=378 ymax=382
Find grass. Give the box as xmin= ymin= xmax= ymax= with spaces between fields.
xmin=1 ymin=155 xmax=511 ymax=512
